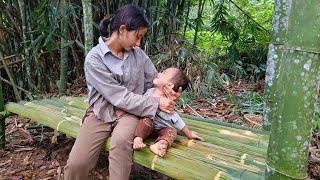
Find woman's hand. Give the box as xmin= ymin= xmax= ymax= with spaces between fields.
xmin=163 ymin=85 xmax=182 ymax=102
xmin=159 ymin=97 xmax=175 ymax=114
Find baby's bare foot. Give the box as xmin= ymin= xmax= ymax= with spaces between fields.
xmin=133 ymin=137 xmax=146 ymax=150
xmin=150 ymin=140 xmax=168 ymax=157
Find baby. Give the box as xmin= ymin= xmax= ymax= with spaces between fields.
xmin=133 ymin=67 xmax=204 ymax=157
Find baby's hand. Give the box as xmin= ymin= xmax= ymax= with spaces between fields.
xmin=189 ymin=132 xmax=205 ymax=141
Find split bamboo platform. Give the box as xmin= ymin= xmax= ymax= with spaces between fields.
xmin=4 ymin=96 xmax=269 ymax=179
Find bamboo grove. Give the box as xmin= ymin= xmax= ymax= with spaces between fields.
xmin=0 ymin=0 xmax=272 ymax=102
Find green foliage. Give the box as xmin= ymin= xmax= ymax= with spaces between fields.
xmin=0 ymin=0 xmax=274 ymax=102
xmin=182 ymin=0 xmax=273 ymax=82
xmin=227 ymin=91 xmax=264 ymax=115
xmin=176 ymin=90 xmax=195 ymax=108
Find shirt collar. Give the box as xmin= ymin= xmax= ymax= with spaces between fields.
xmin=98 ymin=36 xmax=111 ymax=56
xmin=98 ymin=36 xmax=129 ymax=60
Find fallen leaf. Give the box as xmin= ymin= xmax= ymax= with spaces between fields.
xmin=14 ymin=147 xmax=34 ymax=152
xmin=46 ymin=169 xmax=56 ymax=175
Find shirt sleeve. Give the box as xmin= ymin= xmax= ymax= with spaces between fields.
xmin=171 ymin=112 xmax=186 ymax=130
xmin=85 ymin=55 xmax=159 ymax=119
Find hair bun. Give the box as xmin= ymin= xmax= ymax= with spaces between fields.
xmin=99 ymin=17 xmax=112 ymax=37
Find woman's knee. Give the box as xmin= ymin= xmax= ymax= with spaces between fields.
xmin=110 ymin=132 xmax=133 ymax=152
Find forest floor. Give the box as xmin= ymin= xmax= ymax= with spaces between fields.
xmin=0 ymin=80 xmax=319 ymax=180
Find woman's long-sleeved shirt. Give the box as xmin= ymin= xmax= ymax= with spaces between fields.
xmin=84 ymin=37 xmax=159 ymax=122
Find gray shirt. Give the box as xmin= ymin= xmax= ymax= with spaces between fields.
xmin=145 ymin=88 xmax=186 ymax=130
xmin=84 ymin=37 xmax=159 ymax=122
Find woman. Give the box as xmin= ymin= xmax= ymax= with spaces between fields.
xmin=64 ymin=4 xmax=181 ymax=180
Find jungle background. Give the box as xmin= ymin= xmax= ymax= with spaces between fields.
xmin=0 ymin=0 xmax=319 ymax=179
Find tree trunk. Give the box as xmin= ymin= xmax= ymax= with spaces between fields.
xmin=59 ymin=0 xmax=69 ymax=96
xmin=82 ymin=0 xmax=93 ymax=55
xmin=265 ymin=0 xmax=320 ymax=179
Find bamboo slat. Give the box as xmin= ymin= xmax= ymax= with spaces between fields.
xmin=5 ymin=97 xmax=268 ymax=179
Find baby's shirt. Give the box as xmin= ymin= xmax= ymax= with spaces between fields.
xmin=144 ymin=88 xmax=186 ymax=130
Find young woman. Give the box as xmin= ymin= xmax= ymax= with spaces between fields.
xmin=64 ymin=4 xmax=181 ymax=180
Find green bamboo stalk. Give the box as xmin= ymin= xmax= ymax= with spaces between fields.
xmin=51 ymin=96 xmax=88 ymax=110
xmin=0 ymin=51 xmax=21 ymax=101
xmin=59 ymin=0 xmax=69 ymax=96
xmin=174 ymin=137 xmax=266 ymax=169
xmin=5 ymin=101 xmax=266 ymax=179
xmin=25 ymin=99 xmax=268 ymax=158
xmin=263 ymin=0 xmax=288 ymax=131
xmin=17 ymin=0 xmax=35 ymax=91
xmin=183 ymin=118 xmax=270 ymax=141
xmin=30 ymin=99 xmax=269 ymax=151
xmin=82 ymin=0 xmax=93 ymax=55
xmin=265 ymin=0 xmax=320 ymax=179
xmin=6 ymin=102 xmax=263 ymax=179
xmin=180 ymin=113 xmax=270 ymax=135
xmin=6 ymin=102 xmax=80 ymax=138
xmin=56 ymin=96 xmax=270 ymax=136
xmin=0 ymin=71 xmax=4 ymax=149
xmin=187 ymin=126 xmax=268 ymax=149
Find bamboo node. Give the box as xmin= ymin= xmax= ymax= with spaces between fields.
xmin=187 ymin=139 xmax=195 ymax=147
xmin=214 ymin=171 xmax=223 ymax=180
xmin=240 ymin=153 xmax=248 ymax=164
xmin=206 ymin=154 xmax=214 ymax=161
xmin=151 ymin=155 xmax=158 ymax=170
xmin=57 ymin=119 xmax=69 ymax=131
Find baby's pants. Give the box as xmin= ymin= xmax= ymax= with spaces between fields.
xmin=135 ymin=117 xmax=177 ymax=147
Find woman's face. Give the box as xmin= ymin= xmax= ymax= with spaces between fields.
xmin=119 ymin=26 xmax=148 ymax=51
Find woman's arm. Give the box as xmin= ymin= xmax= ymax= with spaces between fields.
xmin=85 ymin=55 xmax=175 ymax=118
xmin=85 ymin=58 xmax=159 ymax=118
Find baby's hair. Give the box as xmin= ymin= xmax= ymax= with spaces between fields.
xmin=99 ymin=4 xmax=150 ymax=37
xmin=170 ymin=67 xmax=189 ymax=92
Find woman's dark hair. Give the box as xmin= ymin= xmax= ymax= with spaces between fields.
xmin=99 ymin=4 xmax=150 ymax=37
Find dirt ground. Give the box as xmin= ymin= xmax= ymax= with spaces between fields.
xmin=1 ymin=80 xmax=319 ymax=179
xmin=0 ymin=118 xmax=173 ymax=180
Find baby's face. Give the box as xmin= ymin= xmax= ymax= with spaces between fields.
xmin=153 ymin=68 xmax=178 ymax=88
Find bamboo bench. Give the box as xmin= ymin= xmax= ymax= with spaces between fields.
xmin=4 ymin=96 xmax=269 ymax=179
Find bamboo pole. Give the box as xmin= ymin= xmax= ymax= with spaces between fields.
xmin=82 ymin=0 xmax=93 ymax=55
xmin=54 ymin=96 xmax=270 ymax=136
xmin=263 ymin=0 xmax=288 ymax=131
xmin=17 ymin=0 xmax=35 ymax=91
xmin=5 ymin=101 xmax=266 ymax=179
xmin=0 ymin=76 xmax=29 ymax=94
xmin=59 ymin=0 xmax=69 ymax=96
xmin=0 ymin=71 xmax=4 ymax=149
xmin=265 ymin=0 xmax=320 ymax=179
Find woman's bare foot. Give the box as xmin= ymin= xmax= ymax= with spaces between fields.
xmin=133 ymin=137 xmax=146 ymax=150
xmin=150 ymin=140 xmax=168 ymax=157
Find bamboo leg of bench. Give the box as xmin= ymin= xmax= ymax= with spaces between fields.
xmin=0 ymin=115 xmax=5 ymax=149
xmin=0 ymin=111 xmax=13 ymax=149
